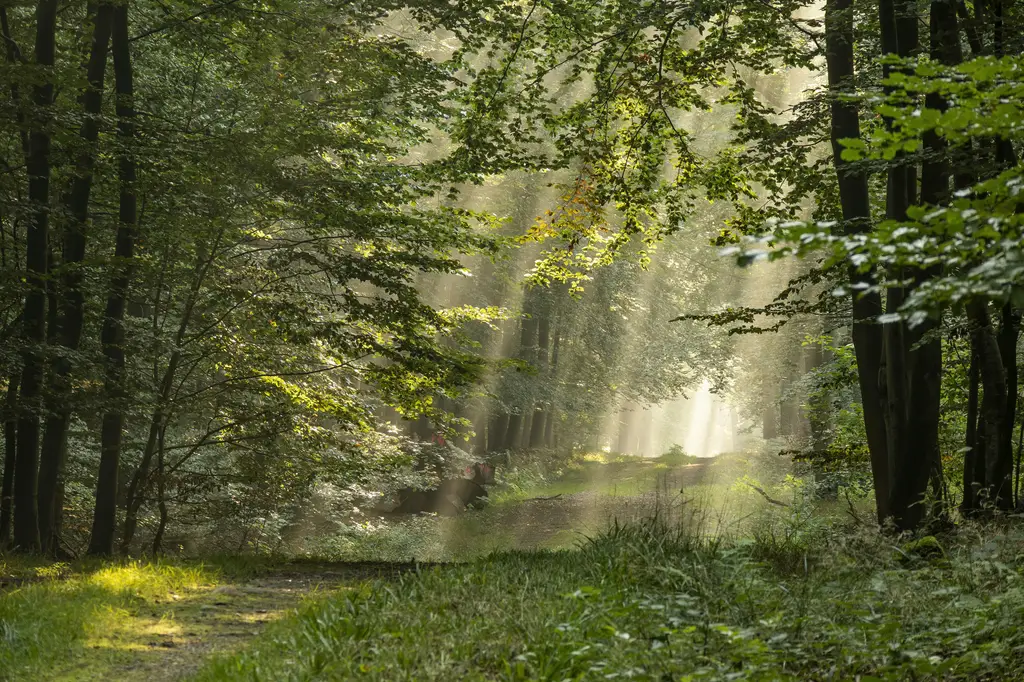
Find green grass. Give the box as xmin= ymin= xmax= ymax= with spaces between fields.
xmin=196 ymin=511 xmax=1024 ymax=681
xmin=0 ymin=554 xmax=319 ymax=681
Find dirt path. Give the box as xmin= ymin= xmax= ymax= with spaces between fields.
xmin=51 ymin=562 xmax=444 ymax=682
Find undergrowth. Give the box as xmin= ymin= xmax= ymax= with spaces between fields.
xmin=197 ymin=513 xmax=1024 ymax=681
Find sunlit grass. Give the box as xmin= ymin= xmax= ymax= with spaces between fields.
xmin=0 ymin=559 xmax=218 ymax=679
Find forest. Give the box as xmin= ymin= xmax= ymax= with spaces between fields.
xmin=0 ymin=0 xmax=1023 ymax=679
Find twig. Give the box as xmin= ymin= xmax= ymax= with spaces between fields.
xmin=844 ymin=487 xmax=864 ymax=525
xmin=745 ymin=482 xmax=790 ymax=507
xmin=525 ymin=493 xmax=563 ymax=501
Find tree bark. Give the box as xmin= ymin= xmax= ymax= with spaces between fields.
xmin=825 ymin=0 xmax=890 ymax=522
xmin=968 ymin=300 xmax=1010 ymax=508
xmin=487 ymin=412 xmax=509 ymax=452
xmin=996 ymin=304 xmax=1020 ymax=507
xmin=504 ymin=412 xmax=522 ymax=450
xmin=38 ymin=1 xmax=113 ymax=555
xmin=89 ymin=3 xmax=136 ymax=555
xmin=13 ymin=0 xmax=60 ymax=552
xmin=962 ymin=343 xmax=981 ymax=513
xmin=888 ymin=0 xmax=961 ymax=530
xmin=0 ymin=374 xmax=19 ymax=546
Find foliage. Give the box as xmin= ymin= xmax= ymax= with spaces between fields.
xmin=744 ymin=55 xmax=1024 ymax=322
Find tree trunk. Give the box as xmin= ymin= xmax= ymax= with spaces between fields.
xmin=529 ymin=308 xmax=550 ymax=448
xmin=889 ymin=0 xmax=961 ymax=530
xmin=826 ymin=0 xmax=890 ymax=524
xmin=504 ymin=413 xmax=522 ymax=451
xmin=152 ymin=425 xmax=168 ymax=556
xmin=38 ymin=1 xmax=113 ymax=556
xmin=0 ymin=374 xmax=20 ymax=546
xmin=487 ymin=412 xmax=509 ymax=452
xmin=962 ymin=343 xmax=981 ymax=514
xmin=89 ymin=3 xmax=136 ymax=555
xmin=13 ymin=0 xmax=60 ymax=552
xmin=968 ymin=300 xmax=1011 ymax=509
xmin=528 ymin=409 xmax=546 ymax=448
xmin=997 ymin=304 xmax=1020 ymax=506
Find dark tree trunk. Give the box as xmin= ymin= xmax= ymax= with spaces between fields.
xmin=89 ymin=4 xmax=136 ymax=555
xmin=889 ymin=0 xmax=961 ymax=530
xmin=487 ymin=412 xmax=509 ymax=452
xmin=878 ymin=0 xmax=918 ymax=499
xmin=0 ymin=374 xmax=19 ymax=546
xmin=38 ymin=1 xmax=113 ymax=556
xmin=504 ymin=413 xmax=522 ymax=451
xmin=826 ymin=0 xmax=890 ymax=522
xmin=997 ymin=304 xmax=1020 ymax=505
xmin=967 ymin=301 xmax=1011 ymax=509
xmin=14 ymin=0 xmax=60 ymax=553
xmin=962 ymin=343 xmax=981 ymax=513
xmin=152 ymin=425 xmax=168 ymax=556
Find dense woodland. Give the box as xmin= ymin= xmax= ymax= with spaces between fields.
xmin=0 ymin=0 xmax=1021 ymax=563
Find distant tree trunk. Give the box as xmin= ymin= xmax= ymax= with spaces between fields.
xmin=528 ymin=410 xmax=546 ymax=448
xmin=152 ymin=424 xmax=168 ymax=555
xmin=0 ymin=374 xmax=19 ymax=546
xmin=544 ymin=329 xmax=560 ymax=447
xmin=487 ymin=413 xmax=509 ymax=452
xmin=637 ymin=410 xmax=653 ymax=457
xmin=826 ymin=0 xmax=889 ymax=524
xmin=38 ymin=1 xmax=113 ymax=556
xmin=89 ymin=4 xmax=136 ymax=556
xmin=616 ymin=409 xmax=637 ymax=453
xmin=504 ymin=413 xmax=523 ymax=450
xmin=761 ymin=401 xmax=778 ymax=440
xmin=14 ymin=0 xmax=60 ymax=552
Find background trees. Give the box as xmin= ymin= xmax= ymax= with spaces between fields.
xmin=1 ymin=0 xmax=1020 ymax=556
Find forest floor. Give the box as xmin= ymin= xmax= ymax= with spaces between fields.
xmin=1 ymin=457 xmax=722 ymax=681
xmin=10 ymin=455 xmax=1024 ymax=680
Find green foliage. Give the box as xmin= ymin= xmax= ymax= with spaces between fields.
xmin=657 ymin=444 xmax=701 ymax=466
xmin=751 ymin=55 xmax=1024 ymax=322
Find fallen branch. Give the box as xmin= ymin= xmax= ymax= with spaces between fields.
xmin=745 ymin=483 xmax=790 ymax=508
xmin=525 ymin=493 xmax=563 ymax=501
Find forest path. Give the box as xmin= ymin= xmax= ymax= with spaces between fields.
xmin=50 ymin=562 xmax=434 ymax=682
xmin=49 ymin=460 xmax=714 ymax=681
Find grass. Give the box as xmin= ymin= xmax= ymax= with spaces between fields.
xmin=11 ymin=451 xmax=1024 ymax=681
xmin=196 ymin=508 xmax=1024 ymax=681
xmin=0 ymin=555 xmax=339 ymax=681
